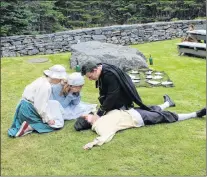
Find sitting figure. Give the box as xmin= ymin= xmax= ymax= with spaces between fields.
xmin=50 ymin=72 xmax=97 ymax=121
xmin=181 ymin=24 xmax=198 ymax=42
xmin=8 ymin=65 xmax=67 ymax=137
xmin=74 ymin=95 xmax=206 ymax=150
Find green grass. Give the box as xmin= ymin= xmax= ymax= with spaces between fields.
xmin=1 ymin=39 xmax=206 ymax=176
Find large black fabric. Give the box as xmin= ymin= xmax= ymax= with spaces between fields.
xmin=96 ymin=68 xmax=132 ymax=113
xmin=97 ymin=63 xmax=150 ymax=112
xmin=135 ymin=106 xmax=179 ymax=125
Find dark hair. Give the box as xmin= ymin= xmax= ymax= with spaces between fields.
xmin=74 ymin=117 xmax=92 ymax=131
xmin=81 ymin=61 xmax=97 ymax=76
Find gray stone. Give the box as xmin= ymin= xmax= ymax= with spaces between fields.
xmin=20 ymin=50 xmax=28 ymax=55
xmin=70 ymin=41 xmax=148 ymax=70
xmin=23 ymin=38 xmax=32 ymax=44
xmin=83 ymin=35 xmax=91 ymax=38
xmin=16 ymin=45 xmax=26 ymax=50
xmin=54 ymin=42 xmax=62 ymax=49
xmin=102 ymin=31 xmax=112 ymax=35
xmin=138 ymin=30 xmax=145 ymax=37
xmin=74 ymin=36 xmax=81 ymax=40
xmin=131 ymin=29 xmax=138 ymax=34
xmin=12 ymin=41 xmax=22 ymax=45
xmin=85 ymin=30 xmax=93 ymax=35
xmin=45 ymin=49 xmax=53 ymax=54
xmin=112 ymin=31 xmax=121 ymax=36
xmin=94 ymin=29 xmax=102 ymax=35
xmin=25 ymin=45 xmax=35 ymax=50
xmin=2 ymin=51 xmax=16 ymax=57
xmin=39 ymin=48 xmax=45 ymax=52
xmin=28 ymin=48 xmax=39 ymax=55
xmin=84 ymin=38 xmax=92 ymax=42
xmin=8 ymin=46 xmax=16 ymax=50
xmin=1 ymin=50 xmax=10 ymax=57
xmin=92 ymin=35 xmax=106 ymax=41
xmin=54 ymin=37 xmax=63 ymax=42
xmin=27 ymin=58 xmax=49 ymax=63
xmin=45 ymin=43 xmax=54 ymax=49
xmin=1 ymin=43 xmax=11 ymax=47
xmin=121 ymin=32 xmax=127 ymax=36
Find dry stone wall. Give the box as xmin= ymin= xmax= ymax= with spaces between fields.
xmin=1 ymin=20 xmax=205 ymax=57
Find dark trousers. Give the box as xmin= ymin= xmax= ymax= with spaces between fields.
xmin=135 ymin=106 xmax=178 ymax=125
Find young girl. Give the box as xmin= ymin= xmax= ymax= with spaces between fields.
xmin=50 ymin=72 xmax=97 ymax=120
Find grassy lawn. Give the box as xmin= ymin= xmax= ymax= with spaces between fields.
xmin=1 ymin=39 xmax=206 ymax=176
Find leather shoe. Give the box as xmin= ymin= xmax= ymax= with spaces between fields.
xmin=163 ymin=94 xmax=175 ymax=107
xmin=196 ymin=108 xmax=206 ymax=118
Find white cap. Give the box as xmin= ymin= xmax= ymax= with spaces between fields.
xmin=67 ymin=72 xmax=85 ymax=86
xmin=44 ymin=65 xmax=67 ymax=79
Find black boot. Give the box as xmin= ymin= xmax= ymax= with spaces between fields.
xmin=196 ymin=108 xmax=206 ymax=118
xmin=163 ymin=94 xmax=175 ymax=107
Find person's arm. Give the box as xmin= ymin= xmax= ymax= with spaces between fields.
xmin=83 ymin=132 xmax=115 ymax=150
xmin=70 ymin=92 xmax=81 ymax=105
xmin=33 ymin=83 xmax=52 ymax=123
xmin=98 ymin=72 xmax=121 ymax=115
xmin=60 ymin=93 xmax=76 ymax=108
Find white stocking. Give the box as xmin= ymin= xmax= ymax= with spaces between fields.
xmin=178 ymin=112 xmax=196 ymax=121
xmin=158 ymin=102 xmax=170 ymax=110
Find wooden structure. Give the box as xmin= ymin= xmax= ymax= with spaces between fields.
xmin=186 ymin=30 xmax=206 ymax=41
xmin=177 ymin=42 xmax=206 ymax=58
xmin=177 ymin=30 xmax=206 ymax=58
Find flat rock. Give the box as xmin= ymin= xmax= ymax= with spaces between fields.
xmin=28 ymin=58 xmax=49 ymax=63
xmin=70 ymin=41 xmax=148 ymax=70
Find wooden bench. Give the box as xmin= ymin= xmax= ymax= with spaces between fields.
xmin=186 ymin=30 xmax=206 ymax=41
xmin=177 ymin=42 xmax=206 ymax=58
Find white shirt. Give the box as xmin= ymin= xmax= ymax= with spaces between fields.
xmin=22 ymin=77 xmax=52 ymax=123
xmin=91 ymin=109 xmax=145 ymax=146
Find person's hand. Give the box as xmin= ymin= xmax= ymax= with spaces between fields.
xmin=83 ymin=142 xmax=94 ymax=150
xmin=97 ymin=108 xmax=106 ymax=116
xmin=48 ymin=120 xmax=55 ymax=125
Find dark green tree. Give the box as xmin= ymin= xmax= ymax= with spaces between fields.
xmin=1 ymin=0 xmax=29 ymax=36
xmin=24 ymin=1 xmax=66 ymax=34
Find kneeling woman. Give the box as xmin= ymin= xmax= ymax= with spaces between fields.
xmin=8 ymin=65 xmax=67 ymax=137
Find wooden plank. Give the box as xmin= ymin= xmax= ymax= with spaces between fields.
xmin=177 ymin=46 xmax=206 ymax=58
xmin=187 ymin=30 xmax=206 ymax=35
xmin=177 ymin=42 xmax=206 ymax=49
xmin=190 ymin=34 xmax=206 ymax=41
xmin=186 ymin=30 xmax=206 ymax=41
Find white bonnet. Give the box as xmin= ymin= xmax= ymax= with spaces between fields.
xmin=44 ymin=65 xmax=67 ymax=79
xmin=67 ymin=72 xmax=85 ymax=86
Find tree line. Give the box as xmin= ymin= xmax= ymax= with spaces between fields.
xmin=1 ymin=0 xmax=205 ymax=36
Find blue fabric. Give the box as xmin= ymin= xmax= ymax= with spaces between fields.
xmin=50 ymin=84 xmax=81 ymax=108
xmin=8 ymin=100 xmax=54 ymax=137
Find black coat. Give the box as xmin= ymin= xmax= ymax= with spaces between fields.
xmin=96 ymin=63 xmax=150 ymax=113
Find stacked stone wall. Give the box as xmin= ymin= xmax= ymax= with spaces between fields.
xmin=1 ymin=20 xmax=205 ymax=57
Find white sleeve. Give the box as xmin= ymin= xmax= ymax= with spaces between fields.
xmin=34 ymin=83 xmax=52 ymax=123
xmin=92 ymin=132 xmax=116 ymax=146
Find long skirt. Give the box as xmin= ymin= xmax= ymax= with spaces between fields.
xmin=8 ymin=99 xmax=63 ymax=137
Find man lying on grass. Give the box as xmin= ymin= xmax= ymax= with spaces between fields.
xmin=74 ymin=95 xmax=206 ymax=150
